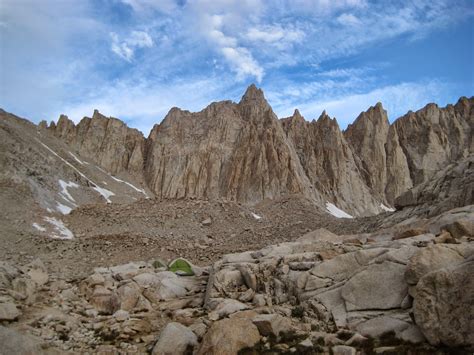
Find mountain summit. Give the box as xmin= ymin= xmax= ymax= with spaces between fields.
xmin=3 ymin=85 xmax=473 ymax=217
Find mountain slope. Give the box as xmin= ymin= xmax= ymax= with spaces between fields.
xmin=8 ymin=86 xmax=474 ymax=217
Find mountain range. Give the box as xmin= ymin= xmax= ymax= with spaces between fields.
xmin=5 ymin=84 xmax=468 ymax=218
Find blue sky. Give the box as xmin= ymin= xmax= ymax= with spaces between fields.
xmin=1 ymin=0 xmax=473 ymax=135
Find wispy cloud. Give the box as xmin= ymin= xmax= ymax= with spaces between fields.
xmin=267 ymin=79 xmax=449 ymax=128
xmin=0 ymin=0 xmax=472 ymax=132
xmin=110 ymin=30 xmax=154 ymax=61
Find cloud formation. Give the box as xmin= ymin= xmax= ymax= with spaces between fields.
xmin=110 ymin=31 xmax=154 ymax=61
xmin=0 ymin=0 xmax=472 ymax=134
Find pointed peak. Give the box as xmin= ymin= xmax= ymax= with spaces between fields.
xmin=239 ymin=84 xmax=267 ymax=105
xmin=352 ymin=102 xmax=389 ymax=127
xmin=92 ymin=109 xmax=106 ymax=120
xmin=318 ymin=110 xmax=330 ymax=121
xmin=293 ymin=108 xmax=302 ymax=117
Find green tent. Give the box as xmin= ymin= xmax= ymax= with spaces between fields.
xmin=168 ymin=258 xmax=194 ymax=276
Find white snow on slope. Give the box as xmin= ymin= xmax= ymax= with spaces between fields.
xmin=44 ymin=217 xmax=74 ymax=239
xmin=32 ymin=223 xmax=46 ymax=232
xmin=92 ymin=185 xmax=115 ymax=203
xmin=37 ymin=140 xmax=115 ymax=204
xmin=326 ymin=202 xmax=354 ymax=219
xmin=56 ymin=202 xmax=72 ymax=214
xmin=58 ymin=179 xmax=79 ymax=204
xmin=251 ymin=212 xmax=262 ymax=220
xmin=380 ymin=203 xmax=395 ymax=212
xmin=69 ymin=152 xmax=87 ymax=165
xmin=110 ymin=175 xmax=149 ymax=197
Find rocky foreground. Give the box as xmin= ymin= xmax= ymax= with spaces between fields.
xmin=1 ymin=206 xmax=472 ymax=354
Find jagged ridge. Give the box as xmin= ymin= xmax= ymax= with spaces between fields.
xmin=40 ymin=86 xmax=473 ymax=216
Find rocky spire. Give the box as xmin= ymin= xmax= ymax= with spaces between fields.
xmin=344 ymin=102 xmax=390 ymax=203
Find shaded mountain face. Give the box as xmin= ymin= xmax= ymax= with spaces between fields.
xmin=15 ymin=86 xmax=474 ymax=216
xmin=144 ymin=85 xmax=314 ymax=204
xmin=344 ymin=97 xmax=473 ymax=205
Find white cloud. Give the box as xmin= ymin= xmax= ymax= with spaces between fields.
xmin=337 ymin=13 xmax=361 ymax=26
xmin=199 ymin=13 xmax=264 ymax=82
xmin=269 ymin=80 xmax=447 ymax=128
xmin=120 ymin=0 xmax=177 ymax=13
xmin=221 ymin=46 xmax=264 ymax=82
xmin=246 ymin=25 xmax=304 ymax=44
xmin=56 ymin=77 xmax=235 ymax=135
xmin=110 ymin=30 xmax=153 ymax=61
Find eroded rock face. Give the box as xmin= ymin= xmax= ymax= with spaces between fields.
xmin=145 ymin=85 xmax=313 ymax=204
xmin=47 ymin=111 xmax=146 ymax=178
xmin=282 ymin=110 xmax=380 ymax=216
xmin=413 ymin=259 xmax=474 ymax=347
xmin=43 ymin=87 xmax=473 ymax=216
xmin=345 ymin=103 xmax=390 ymax=204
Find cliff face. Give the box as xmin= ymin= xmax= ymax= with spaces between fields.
xmin=282 ymin=110 xmax=380 ymax=216
xmin=144 ymin=85 xmax=315 ymax=203
xmin=47 ymin=110 xmax=145 ymax=178
xmin=44 ymin=86 xmax=473 ymax=216
xmin=344 ymin=103 xmax=390 ymax=204
xmin=345 ymin=97 xmax=473 ymax=205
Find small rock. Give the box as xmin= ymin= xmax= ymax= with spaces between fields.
xmin=201 ymin=218 xmax=212 ymax=226
xmin=152 ymin=322 xmax=198 ymax=355
xmin=252 ymin=314 xmax=292 ymax=339
xmin=332 ymin=345 xmax=357 ymax=355
xmin=113 ymin=310 xmax=130 ymax=322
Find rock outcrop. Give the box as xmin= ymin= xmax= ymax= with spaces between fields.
xmin=0 ymin=205 xmax=473 ymax=353
xmin=145 ymin=85 xmax=313 ymax=203
xmin=47 ymin=110 xmax=146 ymax=178
xmin=27 ymin=88 xmax=474 ymax=216
xmin=282 ymin=110 xmax=380 ymax=215
xmin=345 ymin=103 xmax=390 ymax=204
xmin=346 ymin=97 xmax=473 ymax=205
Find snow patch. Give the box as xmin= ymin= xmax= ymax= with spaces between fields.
xmin=110 ymin=175 xmax=150 ymax=198
xmin=380 ymin=203 xmax=395 ymax=212
xmin=37 ymin=140 xmax=117 ymax=205
xmin=92 ymin=185 xmax=115 ymax=203
xmin=32 ymin=223 xmax=46 ymax=232
xmin=44 ymin=217 xmax=74 ymax=239
xmin=69 ymin=152 xmax=86 ymax=165
xmin=56 ymin=202 xmax=72 ymax=215
xmin=251 ymin=212 xmax=262 ymax=220
xmin=58 ymin=179 xmax=79 ymax=205
xmin=326 ymin=202 xmax=353 ymax=219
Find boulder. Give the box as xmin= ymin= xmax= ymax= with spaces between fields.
xmin=11 ymin=277 xmax=36 ymax=303
xmin=0 ymin=325 xmax=58 ymax=355
xmin=252 ymin=314 xmax=292 ymax=338
xmin=442 ymin=219 xmax=474 ymax=238
xmin=0 ymin=302 xmax=21 ymax=321
xmin=117 ymin=282 xmax=141 ymax=311
xmin=90 ymin=286 xmax=120 ymax=315
xmin=413 ymin=259 xmax=474 ymax=346
xmin=332 ymin=345 xmax=356 ymax=355
xmin=405 ymin=244 xmax=465 ymax=285
xmin=341 ymin=261 xmax=408 ymax=311
xmin=310 ymin=248 xmax=388 ymax=282
xmin=355 ymin=314 xmax=425 ymax=344
xmin=152 ymin=322 xmax=198 ymax=355
xmin=198 ymin=318 xmax=260 ymax=355
xmin=22 ymin=259 xmax=49 ymax=286
xmin=133 ymin=272 xmax=161 ymax=288
xmin=209 ymin=299 xmax=249 ymax=320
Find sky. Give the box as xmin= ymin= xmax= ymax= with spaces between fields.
xmin=0 ymin=0 xmax=473 ymax=135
